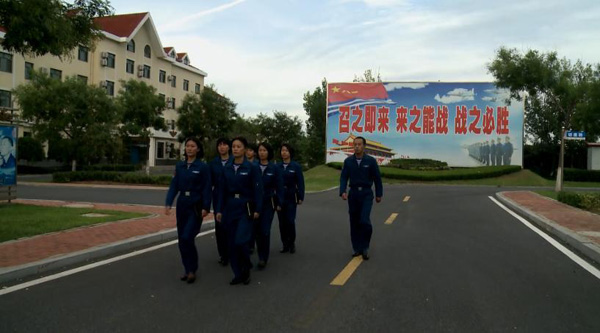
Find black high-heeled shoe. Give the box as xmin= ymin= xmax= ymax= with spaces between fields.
xmin=186 ymin=273 xmax=196 ymax=284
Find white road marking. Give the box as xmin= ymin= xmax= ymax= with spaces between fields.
xmin=0 ymin=229 xmax=215 ymax=296
xmin=489 ymin=196 xmax=600 ymax=280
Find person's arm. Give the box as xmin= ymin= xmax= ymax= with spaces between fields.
xmin=165 ymin=165 xmax=180 ymax=215
xmin=373 ymin=159 xmax=383 ymax=202
xmin=252 ymin=164 xmax=263 ymax=218
xmin=202 ymin=164 xmax=212 ymax=217
xmin=339 ymin=160 xmax=349 ymax=199
xmin=215 ymin=169 xmax=225 ymax=222
xmin=296 ymin=162 xmax=305 ymax=204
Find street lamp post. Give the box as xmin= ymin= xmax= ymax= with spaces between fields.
xmin=555 ymin=126 xmax=565 ymax=192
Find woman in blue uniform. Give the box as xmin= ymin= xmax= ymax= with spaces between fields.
xmin=276 ymin=143 xmax=305 ymax=254
xmin=215 ymin=137 xmax=263 ymax=285
xmin=165 ymin=138 xmax=211 ymax=284
xmin=255 ymin=142 xmax=284 ymax=269
xmin=208 ymin=138 xmax=233 ymax=266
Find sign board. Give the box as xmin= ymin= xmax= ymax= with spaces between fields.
xmin=565 ymin=131 xmax=586 ymax=140
xmin=0 ymin=125 xmax=17 ymax=186
xmin=326 ymin=82 xmax=524 ymax=167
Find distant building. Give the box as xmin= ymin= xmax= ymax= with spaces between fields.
xmin=587 ymin=143 xmax=600 ymax=170
xmin=0 ymin=12 xmax=207 ymax=167
xmin=330 ymin=133 xmax=395 ymax=164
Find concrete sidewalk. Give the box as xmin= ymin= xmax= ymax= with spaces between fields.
xmin=496 ymin=191 xmax=600 ymax=266
xmin=0 ymin=199 xmax=214 ymax=284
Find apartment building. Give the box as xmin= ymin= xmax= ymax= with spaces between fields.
xmin=0 ymin=12 xmax=207 ymax=167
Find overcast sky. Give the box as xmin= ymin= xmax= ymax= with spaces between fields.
xmin=109 ymin=0 xmax=600 ymax=122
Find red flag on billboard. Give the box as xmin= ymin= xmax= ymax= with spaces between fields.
xmin=328 ymin=83 xmax=388 ymax=103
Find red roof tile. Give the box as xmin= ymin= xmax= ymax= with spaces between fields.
xmin=94 ymin=12 xmax=147 ymax=38
xmin=176 ymin=52 xmax=188 ymax=61
xmin=164 ymin=47 xmax=173 ymax=53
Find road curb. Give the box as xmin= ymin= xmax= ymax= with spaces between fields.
xmin=0 ymin=220 xmax=215 ymax=285
xmin=495 ymin=192 xmax=600 ymax=266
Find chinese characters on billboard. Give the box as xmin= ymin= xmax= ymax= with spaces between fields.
xmin=0 ymin=125 xmax=17 ymax=186
xmin=326 ymin=82 xmax=524 ymax=167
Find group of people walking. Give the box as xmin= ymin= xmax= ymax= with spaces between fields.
xmin=165 ymin=137 xmax=305 ymax=285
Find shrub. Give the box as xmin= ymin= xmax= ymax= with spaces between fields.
xmin=17 ymin=137 xmax=45 ymax=162
xmin=564 ymin=168 xmax=600 ymax=182
xmin=81 ymin=164 xmax=140 ymax=172
xmin=558 ymin=191 xmax=600 ymax=210
xmin=52 ymin=171 xmax=171 ymax=185
xmin=389 ymin=158 xmax=448 ymax=170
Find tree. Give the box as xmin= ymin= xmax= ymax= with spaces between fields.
xmin=353 ymin=69 xmax=382 ymax=83
xmin=13 ymin=71 xmax=119 ymax=170
xmin=488 ymin=47 xmax=600 ymax=191
xmin=17 ymin=136 xmax=44 ymax=162
xmin=303 ymin=79 xmax=327 ymax=168
xmin=253 ymin=111 xmax=305 ymax=163
xmin=0 ymin=0 xmax=113 ymax=58
xmin=176 ymin=84 xmax=238 ymax=143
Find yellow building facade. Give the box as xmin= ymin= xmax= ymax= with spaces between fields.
xmin=0 ymin=12 xmax=207 ymax=167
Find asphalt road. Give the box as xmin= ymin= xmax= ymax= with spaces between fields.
xmin=2 ymin=184 xmax=600 ymax=332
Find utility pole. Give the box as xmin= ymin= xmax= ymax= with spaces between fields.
xmin=555 ymin=127 xmax=565 ymax=192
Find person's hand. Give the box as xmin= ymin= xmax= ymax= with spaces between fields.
xmin=341 ymin=193 xmax=348 ymax=200
xmin=202 ymin=209 xmax=208 ymax=218
xmin=165 ymin=207 xmax=171 ymax=215
xmin=276 ymin=206 xmax=282 ymax=212
xmin=216 ymin=213 xmax=222 ymax=222
xmin=253 ymin=212 xmax=260 ymax=219
xmin=375 ymin=197 xmax=382 ymax=203
xmin=297 ymin=200 xmax=303 ymax=205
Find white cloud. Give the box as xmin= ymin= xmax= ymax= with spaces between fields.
xmin=158 ymin=0 xmax=246 ymax=33
xmin=384 ymin=83 xmax=429 ymax=91
xmin=434 ymin=88 xmax=475 ymax=104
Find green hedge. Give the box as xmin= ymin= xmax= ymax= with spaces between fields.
xmin=80 ymin=164 xmax=141 ymax=172
xmin=557 ymin=191 xmax=600 ymax=210
xmin=564 ymin=168 xmax=600 ymax=182
xmin=389 ymin=158 xmax=448 ymax=170
xmin=53 ymin=171 xmax=171 ymax=185
xmin=327 ymin=162 xmax=521 ymax=181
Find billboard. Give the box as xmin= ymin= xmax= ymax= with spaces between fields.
xmin=326 ymin=82 xmax=524 ymax=167
xmin=0 ymin=125 xmax=17 ymax=186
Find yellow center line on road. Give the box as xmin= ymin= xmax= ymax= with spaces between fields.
xmin=330 ymin=256 xmax=363 ymax=286
xmin=403 ymin=196 xmax=411 ymax=202
xmin=384 ymin=213 xmax=398 ymax=225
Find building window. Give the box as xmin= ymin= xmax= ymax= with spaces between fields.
xmin=171 ymin=75 xmax=176 ymax=88
xmin=105 ymin=80 xmax=115 ymax=96
xmin=159 ymin=70 xmax=166 ymax=83
xmin=77 ymin=75 xmax=88 ymax=83
xmin=157 ymin=141 xmax=165 ymax=159
xmin=24 ymin=131 xmax=32 ymax=137
xmin=195 ymin=83 xmax=201 ymax=94
xmin=171 ymin=97 xmax=176 ymax=108
xmin=0 ymin=52 xmax=12 ymax=73
xmin=78 ymin=46 xmax=88 ymax=62
xmin=0 ymin=90 xmax=11 ymax=108
xmin=25 ymin=62 xmax=34 ymax=80
xmin=183 ymin=58 xmax=189 ymax=65
xmin=50 ymin=68 xmax=62 ymax=80
xmin=168 ymin=143 xmax=177 ymax=159
xmin=183 ymin=79 xmax=189 ymax=91
xmin=144 ymin=45 xmax=151 ymax=58
xmin=107 ymin=53 xmax=115 ymax=68
xmin=143 ymin=65 xmax=151 ymax=79
xmin=126 ymin=59 xmax=134 ymax=74
xmin=127 ymin=39 xmax=135 ymax=52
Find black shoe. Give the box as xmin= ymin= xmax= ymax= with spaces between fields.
xmin=280 ymin=247 xmax=289 ymax=253
xmin=362 ymin=251 xmax=369 ymax=260
xmin=186 ymin=273 xmax=196 ymax=284
xmin=289 ymin=246 xmax=296 ymax=254
xmin=180 ymin=274 xmax=188 ymax=281
xmin=230 ymin=277 xmax=243 ymax=285
xmin=257 ymin=260 xmax=266 ymax=270
xmin=351 ymin=252 xmax=361 ymax=257
xmin=249 ymin=247 xmax=255 ymax=255
xmin=243 ymin=275 xmax=251 ymax=285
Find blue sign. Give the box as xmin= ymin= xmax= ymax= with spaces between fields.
xmin=565 ymin=131 xmax=586 ymax=140
xmin=0 ymin=125 xmax=17 ymax=186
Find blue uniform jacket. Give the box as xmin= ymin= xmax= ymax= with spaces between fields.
xmin=165 ymin=159 xmax=212 ymax=210
xmin=209 ymin=155 xmax=233 ymax=211
xmin=277 ymin=161 xmax=305 ymax=203
xmin=0 ymin=154 xmax=16 ymax=169
xmin=339 ymin=154 xmax=383 ymax=197
xmin=259 ymin=161 xmax=285 ymax=209
xmin=215 ymin=160 xmax=263 ymax=215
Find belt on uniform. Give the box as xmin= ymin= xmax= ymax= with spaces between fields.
xmin=229 ymin=193 xmax=242 ymax=198
xmin=183 ymin=191 xmax=193 ymax=196
xmin=350 ymin=186 xmax=368 ymax=191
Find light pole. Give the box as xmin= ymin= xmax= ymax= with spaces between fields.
xmin=555 ymin=126 xmax=565 ymax=192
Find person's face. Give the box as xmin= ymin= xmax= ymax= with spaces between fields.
xmin=232 ymin=140 xmax=246 ymax=158
xmin=217 ymin=142 xmax=229 ymax=156
xmin=0 ymin=139 xmax=11 ymax=156
xmin=353 ymin=138 xmax=365 ymax=155
xmin=245 ymin=148 xmax=255 ymax=159
xmin=281 ymin=146 xmax=290 ymax=160
xmin=258 ymin=146 xmax=269 ymax=161
xmin=185 ymin=140 xmax=199 ymax=158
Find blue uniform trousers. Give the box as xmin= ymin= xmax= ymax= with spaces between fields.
xmin=348 ymin=188 xmax=374 ymax=254
xmin=176 ymin=202 xmax=202 ymax=274
xmin=223 ymin=199 xmax=253 ymax=278
xmin=256 ymin=197 xmax=276 ymax=262
xmin=215 ymin=220 xmax=228 ymax=261
xmin=277 ymin=201 xmax=297 ymax=249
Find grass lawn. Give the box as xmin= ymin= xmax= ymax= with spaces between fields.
xmin=0 ymin=204 xmax=148 ymax=242
xmin=305 ymin=165 xmax=341 ymax=192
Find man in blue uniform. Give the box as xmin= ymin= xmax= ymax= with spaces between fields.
xmin=208 ymin=138 xmax=233 ymax=266
xmin=503 ymin=136 xmax=513 ymax=165
xmin=339 ymin=136 xmax=383 ymax=260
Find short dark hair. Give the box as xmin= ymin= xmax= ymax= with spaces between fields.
xmin=231 ymin=136 xmax=248 ymax=148
xmin=184 ymin=137 xmax=204 ymax=159
xmin=215 ymin=137 xmax=230 ymax=151
xmin=246 ymin=142 xmax=257 ymax=152
xmin=280 ymin=143 xmax=295 ymax=159
xmin=258 ymin=142 xmax=274 ymax=161
xmin=354 ymin=136 xmax=367 ymax=146
xmin=1 ymin=136 xmax=13 ymax=146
